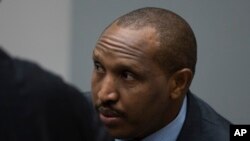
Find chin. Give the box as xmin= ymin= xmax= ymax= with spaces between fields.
xmin=107 ymin=127 xmax=136 ymax=140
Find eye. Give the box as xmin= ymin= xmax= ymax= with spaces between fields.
xmin=93 ymin=61 xmax=105 ymax=73
xmin=121 ymin=71 xmax=135 ymax=81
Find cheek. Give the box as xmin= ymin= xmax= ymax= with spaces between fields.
xmin=122 ymin=80 xmax=169 ymax=118
xmin=91 ymin=73 xmax=96 ymax=88
xmin=91 ymin=72 xmax=100 ymax=100
xmin=119 ymin=84 xmax=154 ymax=118
xmin=118 ymin=84 xmax=167 ymax=136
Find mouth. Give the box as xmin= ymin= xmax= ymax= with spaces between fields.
xmin=98 ymin=107 xmax=123 ymax=126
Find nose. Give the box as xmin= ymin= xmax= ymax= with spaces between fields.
xmin=97 ymin=75 xmax=119 ymax=104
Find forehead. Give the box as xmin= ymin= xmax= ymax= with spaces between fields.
xmin=95 ymin=24 xmax=160 ymax=59
xmin=93 ymin=24 xmax=164 ymax=74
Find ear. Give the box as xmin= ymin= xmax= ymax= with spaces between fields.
xmin=168 ymin=68 xmax=193 ymax=100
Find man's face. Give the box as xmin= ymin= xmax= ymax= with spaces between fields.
xmin=91 ymin=24 xmax=175 ymax=139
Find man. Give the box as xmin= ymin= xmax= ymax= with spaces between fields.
xmin=91 ymin=7 xmax=230 ymax=141
xmin=0 ymin=47 xmax=111 ymax=141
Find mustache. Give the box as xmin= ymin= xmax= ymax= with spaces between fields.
xmin=95 ymin=103 xmax=124 ymax=117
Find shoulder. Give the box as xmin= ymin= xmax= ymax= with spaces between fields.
xmin=178 ymin=92 xmax=230 ymax=141
xmin=190 ymin=92 xmax=230 ymax=140
xmin=190 ymin=93 xmax=231 ymax=126
xmin=13 ymin=58 xmax=84 ymax=97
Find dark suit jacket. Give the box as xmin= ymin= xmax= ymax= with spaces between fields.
xmin=177 ymin=91 xmax=230 ymax=141
xmin=0 ymin=48 xmax=112 ymax=141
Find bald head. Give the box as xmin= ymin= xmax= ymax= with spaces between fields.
xmin=107 ymin=7 xmax=197 ymax=75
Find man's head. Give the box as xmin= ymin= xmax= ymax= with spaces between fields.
xmin=91 ymin=7 xmax=197 ymax=140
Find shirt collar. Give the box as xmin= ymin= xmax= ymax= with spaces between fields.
xmin=116 ymin=96 xmax=187 ymax=141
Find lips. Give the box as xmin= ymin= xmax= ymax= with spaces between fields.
xmin=99 ymin=107 xmax=120 ymax=117
xmin=98 ymin=107 xmax=123 ymax=126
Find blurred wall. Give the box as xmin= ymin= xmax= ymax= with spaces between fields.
xmin=0 ymin=0 xmax=72 ymax=82
xmin=71 ymin=0 xmax=250 ymax=124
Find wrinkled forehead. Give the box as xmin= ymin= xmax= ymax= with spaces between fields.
xmin=96 ymin=24 xmax=160 ymax=58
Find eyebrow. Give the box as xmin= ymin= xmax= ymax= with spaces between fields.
xmin=92 ymin=48 xmax=104 ymax=60
xmin=92 ymin=48 xmax=150 ymax=75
